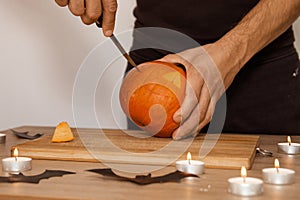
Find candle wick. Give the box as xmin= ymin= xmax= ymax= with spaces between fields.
xmin=276 ymin=167 xmax=279 ymax=173
xmin=288 ymin=142 xmax=291 ymax=146
xmin=188 ymin=159 xmax=191 ymax=165
xmin=243 ymin=177 xmax=246 ymax=183
xmin=15 ymin=156 xmax=17 ymax=161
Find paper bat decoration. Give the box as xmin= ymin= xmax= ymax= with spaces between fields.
xmin=0 ymin=170 xmax=75 ymax=184
xmin=11 ymin=129 xmax=43 ymax=140
xmin=87 ymin=168 xmax=198 ymax=185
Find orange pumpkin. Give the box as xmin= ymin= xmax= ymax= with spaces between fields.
xmin=119 ymin=61 xmax=186 ymax=137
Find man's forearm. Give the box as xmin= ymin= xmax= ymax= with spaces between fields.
xmin=217 ymin=0 xmax=300 ymax=70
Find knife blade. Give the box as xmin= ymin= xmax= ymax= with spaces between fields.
xmin=96 ymin=16 xmax=139 ymax=71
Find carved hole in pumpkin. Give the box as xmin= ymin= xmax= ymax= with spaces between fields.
xmin=173 ymin=63 xmax=186 ymax=73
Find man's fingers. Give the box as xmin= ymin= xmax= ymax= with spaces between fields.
xmin=197 ymin=84 xmax=211 ymax=123
xmin=55 ymin=0 xmax=117 ymax=35
xmin=159 ymin=54 xmax=204 ymax=124
xmin=82 ymin=0 xmax=102 ymax=24
xmin=173 ymin=85 xmax=214 ymax=139
xmin=172 ymin=104 xmax=200 ymax=140
xmin=68 ymin=0 xmax=85 ymax=16
xmin=197 ymin=102 xmax=215 ymax=132
xmin=86 ymin=0 xmax=102 ymax=20
xmin=55 ymin=0 xmax=68 ymax=7
xmin=80 ymin=15 xmax=95 ymax=25
xmin=173 ymin=81 xmax=201 ymax=123
xmin=173 ymin=65 xmax=204 ymax=123
xmin=102 ymin=0 xmax=118 ymax=36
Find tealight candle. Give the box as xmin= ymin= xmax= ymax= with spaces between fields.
xmin=228 ymin=166 xmax=263 ymax=196
xmin=2 ymin=148 xmax=32 ymax=173
xmin=176 ymin=152 xmax=205 ymax=175
xmin=0 ymin=133 xmax=6 ymax=144
xmin=262 ymin=158 xmax=295 ymax=185
xmin=278 ymin=136 xmax=300 ymax=154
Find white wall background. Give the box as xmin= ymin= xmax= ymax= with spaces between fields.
xmin=0 ymin=0 xmax=299 ymax=131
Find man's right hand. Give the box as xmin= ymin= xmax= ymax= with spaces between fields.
xmin=55 ymin=0 xmax=117 ymax=37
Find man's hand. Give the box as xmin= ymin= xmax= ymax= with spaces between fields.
xmin=55 ymin=0 xmax=117 ymax=36
xmin=159 ymin=43 xmax=240 ymax=140
xmin=160 ymin=0 xmax=300 ymax=140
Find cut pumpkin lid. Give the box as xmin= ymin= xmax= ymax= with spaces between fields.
xmin=52 ymin=122 xmax=74 ymax=143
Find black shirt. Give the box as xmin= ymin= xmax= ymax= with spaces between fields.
xmin=133 ymin=0 xmax=295 ymax=64
xmin=128 ymin=0 xmax=300 ymax=134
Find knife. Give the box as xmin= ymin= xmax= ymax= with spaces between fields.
xmin=96 ymin=16 xmax=140 ymax=71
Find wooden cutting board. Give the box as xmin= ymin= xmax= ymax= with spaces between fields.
xmin=14 ymin=126 xmax=259 ymax=169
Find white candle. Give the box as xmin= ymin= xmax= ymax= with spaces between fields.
xmin=0 ymin=133 xmax=6 ymax=144
xmin=262 ymin=158 xmax=295 ymax=185
xmin=2 ymin=148 xmax=32 ymax=173
xmin=278 ymin=136 xmax=300 ymax=155
xmin=228 ymin=166 xmax=263 ymax=196
xmin=176 ymin=152 xmax=205 ymax=175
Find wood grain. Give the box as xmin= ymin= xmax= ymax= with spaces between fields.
xmin=15 ymin=127 xmax=259 ymax=169
xmin=1 ymin=127 xmax=300 ymax=200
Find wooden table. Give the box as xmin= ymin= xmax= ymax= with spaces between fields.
xmin=0 ymin=126 xmax=299 ymax=200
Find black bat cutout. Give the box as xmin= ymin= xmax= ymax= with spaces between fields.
xmin=11 ymin=129 xmax=43 ymax=140
xmin=0 ymin=170 xmax=75 ymax=184
xmin=87 ymin=168 xmax=198 ymax=185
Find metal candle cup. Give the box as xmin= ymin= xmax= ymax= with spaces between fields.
xmin=278 ymin=143 xmax=300 ymax=154
xmin=262 ymin=158 xmax=295 ymax=185
xmin=2 ymin=157 xmax=32 ymax=173
xmin=1 ymin=148 xmax=32 ymax=173
xmin=277 ymin=136 xmax=300 ymax=155
xmin=176 ymin=152 xmax=205 ymax=175
xmin=228 ymin=177 xmax=263 ymax=196
xmin=0 ymin=133 xmax=6 ymax=144
xmin=228 ymin=166 xmax=263 ymax=196
xmin=262 ymin=168 xmax=295 ymax=185
xmin=176 ymin=160 xmax=205 ymax=175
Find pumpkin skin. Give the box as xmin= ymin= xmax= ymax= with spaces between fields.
xmin=119 ymin=61 xmax=186 ymax=137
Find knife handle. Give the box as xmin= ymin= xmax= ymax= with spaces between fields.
xmin=95 ymin=15 xmax=103 ymax=28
